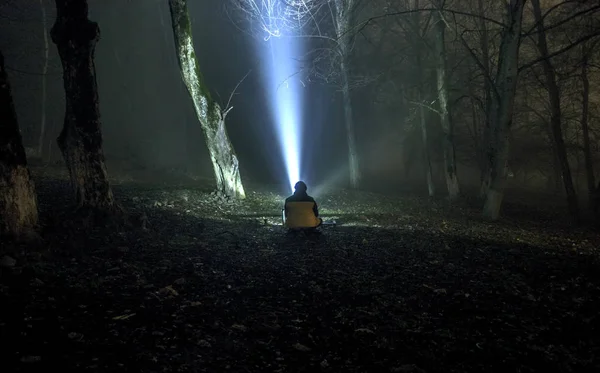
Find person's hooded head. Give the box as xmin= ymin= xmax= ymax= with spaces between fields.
xmin=294 ymin=181 xmax=308 ymax=195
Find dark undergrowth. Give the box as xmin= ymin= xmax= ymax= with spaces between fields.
xmin=1 ymin=165 xmax=599 ymax=373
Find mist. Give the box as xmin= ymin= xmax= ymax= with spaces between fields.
xmin=2 ymin=1 xmax=600 ymax=372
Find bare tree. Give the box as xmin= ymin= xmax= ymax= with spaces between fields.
xmin=529 ymin=0 xmax=580 ymax=223
xmin=433 ymin=0 xmax=460 ymax=200
xmin=168 ymin=0 xmax=245 ymax=199
xmin=481 ymin=0 xmax=525 ymax=220
xmin=0 ymin=51 xmax=39 ymax=237
xmin=51 ymin=0 xmax=117 ymax=211
xmin=333 ymin=0 xmax=361 ymax=187
xmin=475 ymin=0 xmax=492 ymax=197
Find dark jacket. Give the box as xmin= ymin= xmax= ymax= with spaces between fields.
xmin=285 ymin=191 xmax=319 ymax=217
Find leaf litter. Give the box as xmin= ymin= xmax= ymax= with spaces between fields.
xmin=0 ymin=168 xmax=599 ymax=372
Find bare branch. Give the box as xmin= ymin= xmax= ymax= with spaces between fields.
xmin=222 ymin=69 xmax=252 ymax=119
xmin=518 ymin=31 xmax=600 ymax=73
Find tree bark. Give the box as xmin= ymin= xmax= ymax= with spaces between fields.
xmin=0 ymin=51 xmax=39 ymax=236
xmin=531 ymin=0 xmax=580 ymax=223
xmin=334 ymin=0 xmax=361 ymax=188
xmin=413 ymin=0 xmax=434 ymax=197
xmin=38 ymin=0 xmax=50 ymax=158
xmin=433 ymin=4 xmax=460 ymax=201
xmin=482 ymin=0 xmax=525 ymax=220
xmin=51 ymin=0 xmax=116 ymax=210
xmin=477 ymin=0 xmax=493 ymax=198
xmin=580 ymin=44 xmax=595 ymax=209
xmin=168 ymin=0 xmax=245 ymax=199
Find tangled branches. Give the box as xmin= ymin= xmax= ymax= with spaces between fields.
xmin=233 ymin=0 xmax=327 ymax=38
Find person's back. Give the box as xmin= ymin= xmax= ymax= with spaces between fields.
xmin=283 ymin=181 xmax=321 ymax=229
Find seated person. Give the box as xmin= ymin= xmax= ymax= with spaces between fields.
xmin=283 ymin=181 xmax=322 ymax=229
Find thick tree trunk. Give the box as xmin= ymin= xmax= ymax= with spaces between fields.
xmin=51 ymin=0 xmax=116 ymax=210
xmin=38 ymin=0 xmax=49 ymax=158
xmin=531 ymin=0 xmax=580 ymax=223
xmin=433 ymin=6 xmax=460 ymax=201
xmin=0 ymin=51 xmax=39 ymax=236
xmin=334 ymin=0 xmax=361 ymax=188
xmin=482 ymin=0 xmax=525 ymax=220
xmin=580 ymin=46 xmax=595 ymax=209
xmin=168 ymin=0 xmax=245 ymax=199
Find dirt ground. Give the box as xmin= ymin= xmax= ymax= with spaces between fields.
xmin=1 ymin=165 xmax=599 ymax=373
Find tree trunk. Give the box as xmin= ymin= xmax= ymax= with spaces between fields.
xmin=0 ymin=51 xmax=39 ymax=236
xmin=531 ymin=0 xmax=580 ymax=223
xmin=433 ymin=5 xmax=460 ymax=201
xmin=168 ymin=0 xmax=245 ymax=199
xmin=419 ymin=91 xmax=435 ymax=197
xmin=340 ymin=61 xmax=360 ymax=188
xmin=51 ymin=0 xmax=116 ymax=210
xmin=482 ymin=0 xmax=525 ymax=220
xmin=413 ymin=0 xmax=434 ymax=197
xmin=38 ymin=0 xmax=50 ymax=158
xmin=477 ymin=0 xmax=492 ymax=198
xmin=580 ymin=45 xmax=595 ymax=209
xmin=334 ymin=0 xmax=361 ymax=188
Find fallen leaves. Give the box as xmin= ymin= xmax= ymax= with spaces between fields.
xmin=2 ymin=171 xmax=600 ymax=373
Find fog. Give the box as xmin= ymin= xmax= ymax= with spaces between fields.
xmin=1 ymin=0 xmax=349 ymax=188
xmin=2 ymin=0 xmax=600 ymax=207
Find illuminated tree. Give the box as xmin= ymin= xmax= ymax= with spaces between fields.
xmin=51 ymin=0 xmax=118 ymax=211
xmin=168 ymin=0 xmax=245 ymax=199
xmin=0 ymin=51 xmax=39 ymax=237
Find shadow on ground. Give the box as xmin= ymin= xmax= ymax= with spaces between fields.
xmin=1 ymin=175 xmax=599 ymax=373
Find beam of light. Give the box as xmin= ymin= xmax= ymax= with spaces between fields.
xmin=262 ymin=37 xmax=303 ymax=192
xmin=240 ymin=0 xmax=320 ymax=191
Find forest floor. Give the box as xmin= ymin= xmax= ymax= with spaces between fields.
xmin=1 ymin=164 xmax=600 ymax=373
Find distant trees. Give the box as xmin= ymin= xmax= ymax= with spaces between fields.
xmin=0 ymin=51 xmax=39 ymax=237
xmin=51 ymin=0 xmax=117 ymax=211
xmin=168 ymin=0 xmax=246 ymax=199
xmin=343 ymin=0 xmax=600 ymax=221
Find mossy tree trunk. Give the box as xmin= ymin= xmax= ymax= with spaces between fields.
xmin=168 ymin=0 xmax=245 ymax=199
xmin=51 ymin=0 xmax=116 ymax=210
xmin=0 ymin=51 xmax=39 ymax=236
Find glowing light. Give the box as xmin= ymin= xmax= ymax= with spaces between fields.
xmin=261 ymin=37 xmax=303 ymax=192
xmin=239 ymin=0 xmax=316 ymax=191
xmin=236 ymin=0 xmax=323 ymax=39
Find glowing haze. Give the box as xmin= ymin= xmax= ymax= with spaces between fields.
xmin=244 ymin=0 xmax=309 ymax=192
xmin=261 ymin=37 xmax=304 ymax=192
